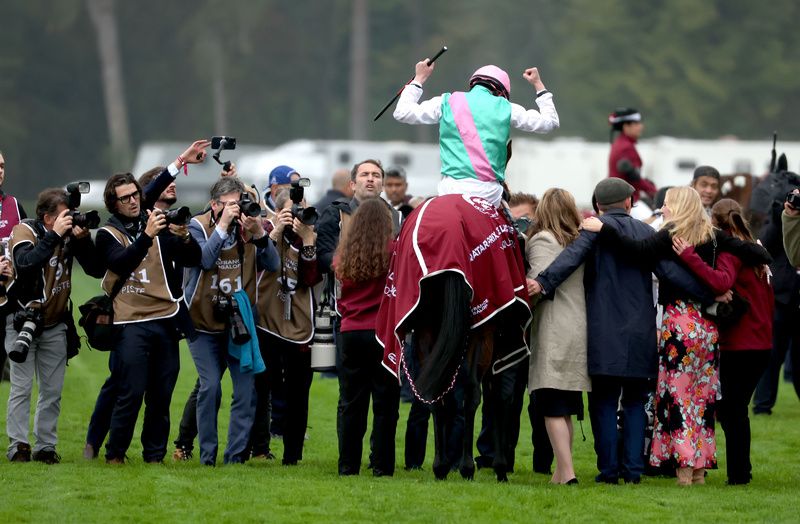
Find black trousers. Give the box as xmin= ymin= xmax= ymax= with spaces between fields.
xmin=753 ymin=302 xmax=800 ymax=413
xmin=249 ymin=330 xmax=313 ymax=462
xmin=718 ymin=349 xmax=770 ymax=483
xmin=475 ymin=361 xmax=527 ymax=470
xmin=86 ymin=352 xmax=118 ymax=449
xmin=174 ymin=378 xmax=201 ymax=450
xmin=0 ymin=312 xmax=7 ymax=381
xmin=105 ymin=320 xmax=180 ymax=462
xmin=337 ymin=329 xmax=399 ymax=475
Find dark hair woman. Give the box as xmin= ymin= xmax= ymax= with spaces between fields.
xmin=671 ymin=198 xmax=774 ymax=485
xmin=334 ymin=197 xmax=399 ymax=476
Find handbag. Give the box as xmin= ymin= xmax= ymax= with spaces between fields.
xmin=78 ymin=270 xmax=131 ymax=351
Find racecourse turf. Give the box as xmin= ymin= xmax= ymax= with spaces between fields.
xmin=0 ymin=269 xmax=798 ymax=523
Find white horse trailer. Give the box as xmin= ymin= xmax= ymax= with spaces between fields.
xmin=132 ymin=137 xmax=800 ymax=210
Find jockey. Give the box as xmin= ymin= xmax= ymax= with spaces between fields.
xmin=393 ymin=60 xmax=559 ymax=207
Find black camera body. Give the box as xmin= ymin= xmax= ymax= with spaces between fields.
xmin=65 ymin=181 xmax=100 ymax=229
xmin=212 ymin=293 xmax=251 ymax=344
xmin=289 ymin=178 xmax=318 ymax=227
xmin=69 ymin=210 xmax=101 ymax=229
xmin=786 ymin=191 xmax=800 ymax=209
xmin=237 ymin=194 xmax=262 ymax=218
xmin=161 ymin=206 xmax=192 ymax=226
xmin=8 ymin=307 xmax=44 ymax=363
xmin=0 ymin=237 xmax=9 ymax=286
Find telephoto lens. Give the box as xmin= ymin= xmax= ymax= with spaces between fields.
xmin=9 ymin=309 xmax=42 ymax=363
xmin=237 ymin=195 xmax=262 ymax=218
xmin=164 ymin=206 xmax=192 ymax=226
xmin=228 ymin=299 xmax=251 ymax=344
xmin=311 ymin=304 xmax=336 ymax=372
xmin=70 ymin=210 xmax=101 ymax=229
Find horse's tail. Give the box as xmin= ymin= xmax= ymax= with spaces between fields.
xmin=415 ymin=272 xmax=471 ymax=401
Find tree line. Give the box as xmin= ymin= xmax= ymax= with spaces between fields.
xmin=2 ymin=0 xmax=800 ymax=198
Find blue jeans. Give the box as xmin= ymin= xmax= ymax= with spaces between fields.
xmin=588 ymin=375 xmax=650 ymax=482
xmin=188 ymin=332 xmax=257 ymax=465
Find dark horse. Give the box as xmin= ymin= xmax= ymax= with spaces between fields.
xmin=406 ymin=271 xmax=525 ymax=482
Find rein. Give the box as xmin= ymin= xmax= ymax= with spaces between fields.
xmin=399 ymin=342 xmax=463 ymax=405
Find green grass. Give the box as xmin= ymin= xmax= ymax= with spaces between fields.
xmin=1 ymin=270 xmax=798 ymax=522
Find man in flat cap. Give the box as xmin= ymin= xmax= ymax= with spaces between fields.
xmin=529 ymin=178 xmax=713 ymax=485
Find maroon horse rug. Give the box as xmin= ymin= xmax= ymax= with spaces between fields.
xmin=376 ymin=193 xmax=531 ymax=383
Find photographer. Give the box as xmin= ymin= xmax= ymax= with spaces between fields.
xmin=782 ymin=189 xmax=800 ymax=266
xmin=249 ymin=187 xmax=321 ymax=465
xmin=97 ymin=140 xmax=208 ymax=464
xmin=184 ymin=177 xmax=278 ymax=466
xmin=5 ymin=188 xmax=103 ymax=463
xmin=0 ymin=149 xmax=27 ymax=380
xmin=83 ymin=164 xmax=192 ymax=460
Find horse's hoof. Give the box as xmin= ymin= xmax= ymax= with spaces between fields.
xmin=459 ymin=459 xmax=475 ymax=480
xmin=433 ymin=464 xmax=450 ymax=481
xmin=496 ymin=471 xmax=509 ymax=483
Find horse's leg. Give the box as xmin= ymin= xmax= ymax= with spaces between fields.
xmin=458 ymin=328 xmax=494 ymax=481
xmin=490 ymin=364 xmax=517 ymax=483
xmin=459 ymin=361 xmax=480 ymax=480
xmin=431 ymin=393 xmax=455 ymax=480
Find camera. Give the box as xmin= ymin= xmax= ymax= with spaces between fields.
xmin=289 ymin=178 xmax=318 ymax=226
xmin=211 ymin=136 xmax=237 ymax=173
xmin=65 ymin=181 xmax=101 ymax=229
xmin=211 ymin=136 xmax=237 ymax=151
xmin=69 ymin=210 xmax=100 ymax=229
xmin=786 ymin=191 xmax=800 ymax=209
xmin=237 ymin=194 xmax=262 ymax=218
xmin=212 ymin=293 xmax=251 ymax=344
xmin=0 ymin=237 xmax=9 ymax=286
xmin=212 ymin=293 xmax=232 ymax=323
xmin=160 ymin=206 xmax=192 ymax=226
xmin=9 ymin=307 xmax=43 ymax=363
xmin=513 ymin=216 xmax=533 ymax=237
xmin=310 ymin=303 xmax=337 ymax=372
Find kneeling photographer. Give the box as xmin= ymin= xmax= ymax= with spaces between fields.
xmin=184 ymin=177 xmax=279 ymax=466
xmin=249 ymin=180 xmax=321 ymax=465
xmin=5 ymin=187 xmax=104 ymax=463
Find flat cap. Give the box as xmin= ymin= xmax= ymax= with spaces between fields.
xmin=595 ymin=177 xmax=635 ymax=206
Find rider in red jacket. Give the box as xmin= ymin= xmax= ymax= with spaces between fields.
xmin=608 ymin=108 xmax=657 ymax=202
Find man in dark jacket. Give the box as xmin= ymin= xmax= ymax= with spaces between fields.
xmin=313 ymin=169 xmax=353 ymax=215
xmin=752 ymin=202 xmax=800 ymax=414
xmin=531 ymin=178 xmax=712 ymax=484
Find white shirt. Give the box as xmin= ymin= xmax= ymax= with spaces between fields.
xmin=393 ymin=84 xmax=560 ymax=207
xmin=393 ymin=84 xmax=560 ymax=133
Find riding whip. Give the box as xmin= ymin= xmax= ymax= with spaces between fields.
xmin=373 ymin=46 xmax=448 ymax=121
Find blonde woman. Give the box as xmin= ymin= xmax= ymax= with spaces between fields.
xmin=582 ymin=186 xmax=770 ymax=486
xmin=527 ymin=188 xmax=590 ymax=485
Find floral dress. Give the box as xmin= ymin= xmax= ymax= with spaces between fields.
xmin=650 ymin=300 xmax=720 ymax=469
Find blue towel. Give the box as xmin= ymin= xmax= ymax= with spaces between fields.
xmin=227 ymin=290 xmax=265 ymax=374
